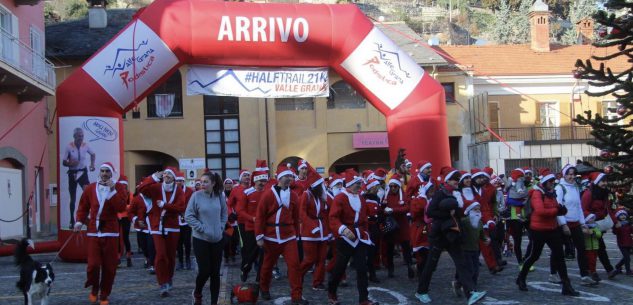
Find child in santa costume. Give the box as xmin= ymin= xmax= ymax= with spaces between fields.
xmin=469 ymin=169 xmax=502 ymax=274
xmin=74 ymin=162 xmax=128 ymax=305
xmin=363 ymin=176 xmax=383 ymax=283
xmin=453 ymin=201 xmax=490 ymax=297
xmin=410 ymin=182 xmax=433 ymax=282
xmin=128 ymin=192 xmax=153 ymax=271
xmin=299 ymin=164 xmax=331 ymax=291
xmin=383 ymin=173 xmax=415 ymax=279
xmin=136 ymin=167 xmax=186 ymax=297
xmin=328 ymin=169 xmax=378 ymax=305
xmin=610 ymin=209 xmax=633 ymax=278
xmin=236 ymin=165 xmax=266 ymax=283
xmin=116 ymin=175 xmax=133 ymax=268
xmin=255 ymin=163 xmax=308 ymax=305
xmin=583 ymin=214 xmax=603 ymax=280
xmin=176 ymin=171 xmax=194 ymax=271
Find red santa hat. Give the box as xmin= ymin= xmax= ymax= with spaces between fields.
xmin=615 ymin=208 xmax=628 ymax=219
xmin=523 ymin=167 xmax=533 ymax=175
xmin=297 ymin=159 xmax=309 ymax=171
xmin=464 ymin=201 xmax=480 ymax=215
xmin=362 ymin=169 xmax=374 ymax=181
xmin=539 ymin=168 xmax=556 ymax=185
xmin=510 ymin=168 xmax=524 ymax=181
xmin=163 ymin=166 xmax=178 ymax=178
xmin=117 ymin=175 xmax=128 ymax=185
xmin=483 ymin=167 xmax=494 ymax=177
xmin=252 ymin=160 xmax=268 ymax=182
xmin=329 ymin=173 xmax=344 ymax=188
xmin=472 ymin=168 xmax=490 ymax=179
xmin=417 ymin=160 xmax=432 ymax=173
xmin=238 ymin=169 xmax=251 ymax=181
xmin=276 ymin=163 xmax=296 ymax=180
xmin=561 ymin=164 xmax=576 ymax=176
xmin=388 ymin=173 xmax=402 ymax=187
xmin=175 ymin=171 xmax=186 ymax=181
xmin=344 ymin=168 xmax=362 ymax=187
xmin=459 ymin=171 xmax=471 ymax=183
xmin=589 ymin=172 xmax=606 ymax=185
xmin=365 ymin=177 xmax=381 ymax=191
xmin=255 ymin=159 xmax=269 ymax=172
xmin=100 ymin=162 xmax=116 ymax=173
xmin=439 ymin=166 xmax=460 ymax=183
xmin=305 ymin=164 xmax=324 ymax=189
xmin=372 ymin=168 xmax=388 ymax=181
xmin=224 ymin=178 xmax=234 ymax=185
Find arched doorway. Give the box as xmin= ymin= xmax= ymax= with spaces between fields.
xmin=0 ymin=148 xmax=26 ymax=241
xmin=329 ymin=149 xmax=389 ymax=174
xmin=126 ymin=150 xmax=179 ymax=186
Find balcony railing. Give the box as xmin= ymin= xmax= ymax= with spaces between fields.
xmin=0 ymin=27 xmax=55 ymax=91
xmin=473 ymin=126 xmax=594 ymax=144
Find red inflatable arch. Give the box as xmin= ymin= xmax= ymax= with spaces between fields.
xmin=56 ymin=0 xmax=449 ymax=260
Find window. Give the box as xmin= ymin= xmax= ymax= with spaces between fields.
xmin=602 ymin=100 xmax=623 ymax=125
xmin=30 ymin=26 xmax=45 ymax=81
xmin=0 ymin=6 xmax=18 ymax=66
xmin=275 ymin=98 xmax=315 ymax=111
xmin=488 ymin=102 xmax=500 ymax=129
xmin=147 ymin=70 xmax=183 ymax=118
xmin=327 ymin=81 xmax=366 ymax=109
xmin=442 ymin=82 xmax=456 ymax=103
xmin=538 ymin=101 xmax=560 ymax=140
xmin=204 ymin=96 xmax=240 ymax=180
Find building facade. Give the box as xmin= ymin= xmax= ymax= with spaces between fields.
xmin=0 ymin=0 xmax=55 ymax=244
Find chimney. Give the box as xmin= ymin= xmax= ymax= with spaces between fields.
xmin=576 ymin=18 xmax=594 ymax=44
xmin=88 ymin=0 xmax=107 ymax=29
xmin=529 ymin=0 xmax=550 ymax=52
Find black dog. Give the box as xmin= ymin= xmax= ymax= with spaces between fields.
xmin=14 ymin=238 xmax=54 ymax=305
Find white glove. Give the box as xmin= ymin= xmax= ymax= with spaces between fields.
xmin=73 ymin=222 xmax=83 ymax=232
xmin=384 ymin=207 xmax=393 ymax=214
xmin=157 ymin=200 xmax=165 ymax=208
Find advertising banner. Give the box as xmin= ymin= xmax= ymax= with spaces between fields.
xmin=58 ymin=116 xmax=120 ymax=230
xmin=187 ymin=65 xmax=329 ymax=98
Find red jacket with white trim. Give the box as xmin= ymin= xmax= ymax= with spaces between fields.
xmin=76 ymin=182 xmax=127 ymax=237
xmin=255 ymin=185 xmax=300 ymax=244
xmin=409 ymin=196 xmax=430 ymax=250
xmin=137 ymin=175 xmax=186 ymax=234
xmin=237 ymin=187 xmax=263 ymax=231
xmin=329 ymin=190 xmax=371 ymax=247
xmin=299 ymin=190 xmax=330 ymax=241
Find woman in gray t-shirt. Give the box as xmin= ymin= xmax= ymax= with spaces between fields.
xmin=186 ymin=171 xmax=228 ymax=305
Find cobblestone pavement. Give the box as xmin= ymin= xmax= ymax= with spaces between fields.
xmin=1 ymin=233 xmax=632 ymax=305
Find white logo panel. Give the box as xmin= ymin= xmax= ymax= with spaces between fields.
xmin=83 ymin=20 xmax=179 ymax=109
xmin=340 ymin=27 xmax=424 ymax=110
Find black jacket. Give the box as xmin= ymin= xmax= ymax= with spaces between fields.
xmin=428 ymin=185 xmax=462 ymax=245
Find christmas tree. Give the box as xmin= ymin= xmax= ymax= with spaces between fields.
xmin=574 ymin=0 xmax=633 ymax=208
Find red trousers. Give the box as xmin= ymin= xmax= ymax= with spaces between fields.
xmin=153 ymin=232 xmax=180 ymax=285
xmin=300 ymin=241 xmax=328 ymax=287
xmin=587 ymin=249 xmax=598 ymax=273
xmin=479 ymin=241 xmax=498 ymax=270
xmin=86 ymin=237 xmax=119 ymax=300
xmin=261 ymin=240 xmax=303 ymax=300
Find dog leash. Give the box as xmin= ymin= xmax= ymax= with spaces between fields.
xmin=49 ymin=231 xmax=79 ymax=265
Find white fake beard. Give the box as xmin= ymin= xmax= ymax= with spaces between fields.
xmin=377 ymin=188 xmax=386 ymax=200
xmin=469 ymin=211 xmax=482 ymax=229
xmin=332 ymin=186 xmax=342 ymax=196
xmin=163 ymin=182 xmax=175 ymax=192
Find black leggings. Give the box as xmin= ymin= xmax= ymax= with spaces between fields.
xmin=507 ymin=219 xmax=525 ymax=263
xmin=193 ymin=237 xmax=224 ymax=304
xmin=417 ymin=237 xmax=476 ymax=297
xmin=328 ymin=240 xmax=369 ymax=303
xmin=598 ymin=237 xmax=614 ymax=272
xmin=385 ymin=236 xmax=413 ymax=267
xmin=136 ymin=230 xmax=148 ymax=258
xmin=519 ymin=229 xmax=569 ymax=283
xmin=240 ymin=229 xmax=263 ymax=282
xmin=551 ymin=225 xmax=589 ymax=277
xmin=178 ymin=225 xmax=192 ymax=264
xmin=119 ymin=218 xmax=132 ymax=255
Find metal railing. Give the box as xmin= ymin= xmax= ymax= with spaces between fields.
xmin=474 ymin=126 xmax=594 ymax=143
xmin=0 ymin=27 xmax=55 ymax=90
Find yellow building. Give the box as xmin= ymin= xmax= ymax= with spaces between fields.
xmin=437 ymin=1 xmax=629 ymax=175
xmin=46 ymin=8 xmax=464 ymax=188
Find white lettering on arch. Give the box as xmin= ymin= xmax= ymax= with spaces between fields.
xmin=293 ymin=18 xmax=309 ymax=42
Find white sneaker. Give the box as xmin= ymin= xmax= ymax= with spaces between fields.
xmin=414 ymin=293 xmax=431 ymax=304
xmin=581 ymin=276 xmax=598 ymax=286
xmin=548 ymin=273 xmax=561 ymax=284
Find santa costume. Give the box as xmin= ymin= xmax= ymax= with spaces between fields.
xmin=236 ymin=165 xmax=266 ymax=283
xmin=254 ymin=163 xmax=307 ymax=304
xmin=75 ymin=162 xmax=128 ymax=305
xmin=136 ymin=167 xmax=186 ymax=297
